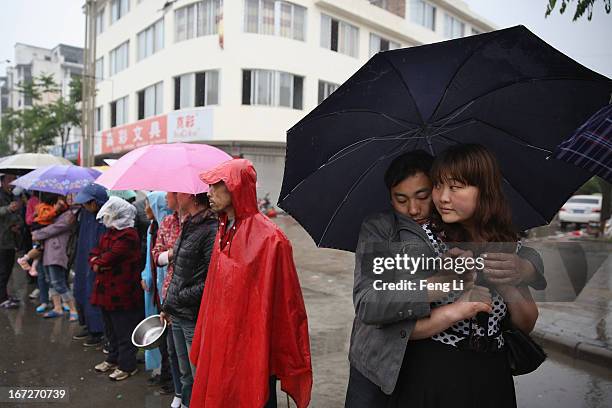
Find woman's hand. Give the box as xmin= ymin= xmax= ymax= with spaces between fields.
xmin=411 ymin=288 xmax=491 ymax=340
xmin=427 ymin=269 xmax=466 ymax=302
xmin=459 ymin=284 xmax=492 ymax=304
xmin=441 ymin=302 xmax=492 ymax=326
xmin=160 ymin=311 xmax=171 ymax=325
xmin=447 ymin=285 xmax=493 ymax=321
xmin=54 ymin=199 xmax=67 ymax=213
xmin=141 ymin=279 xmax=149 ymax=292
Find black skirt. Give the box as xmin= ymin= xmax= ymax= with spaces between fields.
xmin=345 ymin=339 xmax=516 ymax=408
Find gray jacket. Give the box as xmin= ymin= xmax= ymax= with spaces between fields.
xmin=0 ymin=190 xmax=22 ymax=250
xmin=32 ymin=209 xmax=76 ymax=269
xmin=348 ymin=210 xmax=545 ymax=394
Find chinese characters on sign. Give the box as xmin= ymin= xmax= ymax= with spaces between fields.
xmin=101 ymin=115 xmax=168 ymax=154
xmin=98 ymin=108 xmax=214 ymax=155
xmin=167 ymin=109 xmax=213 ymax=143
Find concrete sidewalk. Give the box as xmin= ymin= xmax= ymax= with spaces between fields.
xmin=531 ymin=251 xmax=612 ymax=367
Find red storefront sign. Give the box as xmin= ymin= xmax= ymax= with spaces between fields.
xmin=101 ymin=115 xmax=168 ymax=154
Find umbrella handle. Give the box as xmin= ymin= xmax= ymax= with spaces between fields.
xmin=286 ymin=392 xmax=291 ymax=408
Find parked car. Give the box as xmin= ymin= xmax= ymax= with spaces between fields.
xmin=558 ymin=194 xmax=602 ymax=230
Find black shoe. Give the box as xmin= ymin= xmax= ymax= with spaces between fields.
xmin=97 ymin=340 xmax=111 ymax=354
xmin=158 ymin=383 xmax=174 ymax=395
xmin=0 ymin=299 xmax=19 ymax=309
xmin=73 ymin=329 xmax=90 ymax=340
xmin=83 ymin=337 xmax=103 ymax=347
xmin=147 ymin=374 xmax=161 ymax=386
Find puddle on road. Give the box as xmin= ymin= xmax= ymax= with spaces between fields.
xmin=515 ymin=348 xmax=612 ymax=408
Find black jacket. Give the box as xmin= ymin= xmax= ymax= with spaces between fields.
xmin=163 ymin=209 xmax=218 ymax=322
xmin=133 ymin=199 xmax=150 ymax=271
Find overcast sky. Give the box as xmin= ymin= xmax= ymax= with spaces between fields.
xmin=0 ymin=0 xmax=610 ymax=77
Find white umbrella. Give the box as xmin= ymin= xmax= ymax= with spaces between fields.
xmin=0 ymin=153 xmax=72 ymax=175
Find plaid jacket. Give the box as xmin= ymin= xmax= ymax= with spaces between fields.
xmin=151 ymin=211 xmax=182 ymax=300
xmin=89 ymin=227 xmax=143 ymax=311
xmin=555 ymin=103 xmax=612 ymax=183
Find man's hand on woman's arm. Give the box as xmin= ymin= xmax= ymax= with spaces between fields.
xmin=483 ymin=246 xmax=546 ymax=290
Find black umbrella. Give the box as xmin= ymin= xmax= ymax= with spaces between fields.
xmin=278 ymin=25 xmax=612 ymax=252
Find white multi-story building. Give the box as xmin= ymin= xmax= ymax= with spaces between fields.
xmin=92 ymin=0 xmax=494 ymax=202
xmin=0 ymin=76 xmax=8 ymax=119
xmin=4 ymin=43 xmax=84 ymax=159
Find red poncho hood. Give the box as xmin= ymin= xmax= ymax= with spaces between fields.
xmin=190 ymin=159 xmax=312 ymax=408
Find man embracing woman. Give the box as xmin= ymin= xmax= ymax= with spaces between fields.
xmin=346 ymin=144 xmax=545 ymax=408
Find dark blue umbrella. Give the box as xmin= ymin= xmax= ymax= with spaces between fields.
xmin=554 ymin=103 xmax=612 ymax=183
xmin=278 ymin=25 xmax=612 ymax=252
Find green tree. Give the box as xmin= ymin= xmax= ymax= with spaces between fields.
xmin=0 ymin=109 xmax=21 ymax=155
xmin=576 ymin=176 xmax=601 ymax=195
xmin=0 ymin=74 xmax=81 ymax=156
xmin=0 ymin=105 xmax=56 ymax=154
xmin=47 ymin=77 xmax=82 ymax=158
xmin=545 ymin=0 xmax=611 ymax=20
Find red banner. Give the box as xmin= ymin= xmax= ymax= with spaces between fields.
xmin=101 ymin=115 xmax=168 ymax=154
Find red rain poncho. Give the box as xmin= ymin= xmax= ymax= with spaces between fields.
xmin=189 ymin=159 xmax=312 ymax=408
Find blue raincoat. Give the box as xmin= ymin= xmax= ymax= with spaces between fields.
xmin=141 ymin=191 xmax=172 ymax=371
xmin=73 ymin=187 xmax=108 ymax=334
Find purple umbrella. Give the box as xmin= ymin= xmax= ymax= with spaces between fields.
xmin=12 ymin=165 xmax=102 ymax=195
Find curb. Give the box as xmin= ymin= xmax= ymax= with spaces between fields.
xmin=531 ymin=329 xmax=612 ymax=368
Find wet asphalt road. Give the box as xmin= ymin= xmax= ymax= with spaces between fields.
xmin=0 ymin=216 xmax=611 ymax=407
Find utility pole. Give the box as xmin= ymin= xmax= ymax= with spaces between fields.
xmin=82 ymin=0 xmax=97 ymax=167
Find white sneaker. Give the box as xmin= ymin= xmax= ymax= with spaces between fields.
xmin=109 ymin=368 xmax=138 ymax=381
xmin=170 ymin=396 xmax=182 ymax=408
xmin=28 ymin=288 xmax=40 ymax=299
xmin=94 ymin=361 xmax=117 ymax=373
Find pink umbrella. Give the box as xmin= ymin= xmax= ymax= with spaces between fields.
xmin=95 ymin=143 xmax=232 ymax=194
